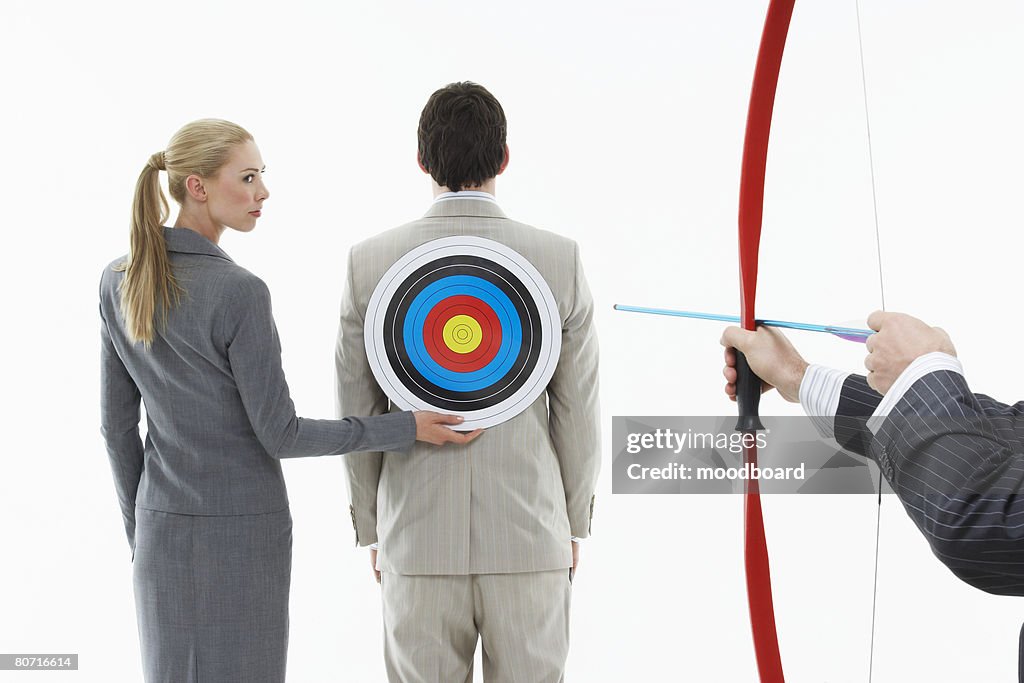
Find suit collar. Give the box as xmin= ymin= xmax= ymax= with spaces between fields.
xmin=163 ymin=226 xmax=234 ymax=262
xmin=423 ymin=198 xmax=507 ymax=220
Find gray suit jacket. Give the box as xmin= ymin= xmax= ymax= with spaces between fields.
xmin=336 ymin=198 xmax=600 ymax=575
xmin=99 ymin=227 xmax=415 ymax=549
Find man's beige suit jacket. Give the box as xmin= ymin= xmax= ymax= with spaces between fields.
xmin=335 ymin=198 xmax=600 ymax=575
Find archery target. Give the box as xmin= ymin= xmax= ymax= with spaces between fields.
xmin=365 ymin=236 xmax=561 ymax=430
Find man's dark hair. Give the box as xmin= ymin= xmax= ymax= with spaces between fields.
xmin=417 ymin=82 xmax=507 ymax=192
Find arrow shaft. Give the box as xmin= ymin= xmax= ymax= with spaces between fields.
xmin=613 ymin=304 xmax=873 ymax=341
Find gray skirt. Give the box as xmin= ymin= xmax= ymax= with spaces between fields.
xmin=132 ymin=506 xmax=293 ymax=683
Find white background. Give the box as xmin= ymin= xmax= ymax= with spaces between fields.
xmin=1 ymin=1 xmax=1022 ymax=681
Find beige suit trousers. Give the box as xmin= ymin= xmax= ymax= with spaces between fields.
xmin=381 ymin=570 xmax=571 ymax=682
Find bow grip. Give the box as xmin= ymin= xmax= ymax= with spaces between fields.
xmin=735 ymin=349 xmax=766 ymax=432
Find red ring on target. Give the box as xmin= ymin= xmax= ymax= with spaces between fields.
xmin=422 ymin=295 xmax=503 ymax=373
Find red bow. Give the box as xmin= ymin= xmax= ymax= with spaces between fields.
xmin=735 ymin=1 xmax=797 ymax=681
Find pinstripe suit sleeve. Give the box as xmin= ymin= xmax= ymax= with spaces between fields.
xmin=834 ymin=374 xmax=881 ymax=457
xmin=335 ymin=248 xmax=391 ymax=546
xmin=968 ymin=392 xmax=1024 ymax=420
xmin=99 ymin=305 xmax=144 ymax=552
xmin=227 ymin=273 xmax=415 ymax=461
xmin=866 ymin=370 xmax=1024 ymax=595
xmin=547 ymin=242 xmax=601 ymax=538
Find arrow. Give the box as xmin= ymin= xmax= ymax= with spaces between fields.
xmin=613 ymin=304 xmax=873 ymax=342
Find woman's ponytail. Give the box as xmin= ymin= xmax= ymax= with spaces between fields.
xmin=118 ymin=150 xmax=182 ymax=347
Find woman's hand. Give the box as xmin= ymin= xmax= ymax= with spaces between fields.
xmin=413 ymin=412 xmax=484 ymax=445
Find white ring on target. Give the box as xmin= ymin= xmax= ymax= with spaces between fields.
xmin=365 ymin=236 xmax=561 ymax=430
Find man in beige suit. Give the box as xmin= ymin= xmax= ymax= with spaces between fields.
xmin=335 ymin=81 xmax=600 ymax=682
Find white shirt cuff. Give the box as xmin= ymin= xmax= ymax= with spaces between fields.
xmin=799 ymin=365 xmax=851 ymax=439
xmin=865 ymin=352 xmax=964 ymax=434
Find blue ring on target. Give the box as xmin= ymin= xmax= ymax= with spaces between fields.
xmin=402 ymin=275 xmax=522 ymax=391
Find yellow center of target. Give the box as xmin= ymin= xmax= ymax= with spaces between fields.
xmin=442 ymin=315 xmax=483 ymax=354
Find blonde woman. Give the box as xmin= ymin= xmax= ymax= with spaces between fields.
xmin=99 ymin=119 xmax=479 ymax=683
